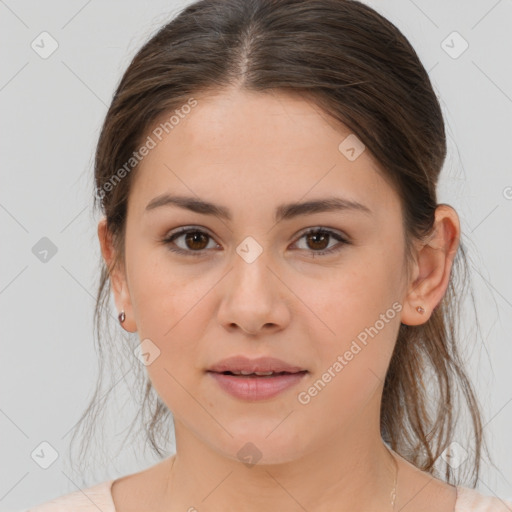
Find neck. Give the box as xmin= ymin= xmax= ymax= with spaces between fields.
xmin=160 ymin=423 xmax=397 ymax=512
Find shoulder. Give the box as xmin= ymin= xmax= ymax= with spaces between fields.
xmin=456 ymin=486 xmax=512 ymax=512
xmin=23 ymin=479 xmax=115 ymax=512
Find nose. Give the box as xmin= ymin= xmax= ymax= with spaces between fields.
xmin=216 ymin=250 xmax=291 ymax=336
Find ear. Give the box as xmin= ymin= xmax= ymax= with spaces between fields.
xmin=400 ymin=204 xmax=460 ymax=326
xmin=97 ymin=217 xmax=137 ymax=333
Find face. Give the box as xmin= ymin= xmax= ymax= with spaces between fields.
xmin=105 ymin=87 xmax=412 ymax=464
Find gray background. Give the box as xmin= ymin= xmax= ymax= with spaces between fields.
xmin=1 ymin=0 xmax=511 ymax=510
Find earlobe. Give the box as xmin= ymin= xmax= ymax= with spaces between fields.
xmin=97 ymin=217 xmax=137 ymax=333
xmin=400 ymin=205 xmax=460 ymax=326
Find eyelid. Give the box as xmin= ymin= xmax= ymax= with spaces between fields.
xmin=295 ymin=226 xmax=350 ymax=243
xmin=292 ymin=227 xmax=350 ymax=256
xmin=162 ymin=225 xmax=220 ymax=256
xmin=162 ymin=225 xmax=350 ymax=257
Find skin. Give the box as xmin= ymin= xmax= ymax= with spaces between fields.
xmin=98 ymin=87 xmax=460 ymax=512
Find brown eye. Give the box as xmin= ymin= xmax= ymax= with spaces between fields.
xmin=162 ymin=226 xmax=349 ymax=258
xmin=305 ymin=231 xmax=330 ymax=251
xmin=183 ymin=231 xmax=209 ymax=250
xmin=294 ymin=228 xmax=350 ymax=257
xmin=162 ymin=227 xmax=218 ymax=257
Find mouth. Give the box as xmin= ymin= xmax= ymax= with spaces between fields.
xmin=207 ymin=371 xmax=308 ymax=401
xmin=207 ymin=355 xmax=307 ymax=375
xmin=206 ymin=355 xmax=309 ymax=400
xmin=210 ymin=370 xmax=308 ymax=377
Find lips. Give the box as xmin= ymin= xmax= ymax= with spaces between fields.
xmin=207 ymin=355 xmax=307 ymax=375
xmin=206 ymin=356 xmax=308 ymax=400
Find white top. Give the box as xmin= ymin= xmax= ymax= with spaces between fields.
xmin=21 ymin=479 xmax=512 ymax=511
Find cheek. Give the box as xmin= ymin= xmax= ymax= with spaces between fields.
xmin=296 ymin=287 xmax=400 ymax=424
xmin=295 ymin=247 xmax=402 ymax=393
xmin=126 ymin=252 xmax=209 ymax=415
xmin=126 ymin=243 xmax=198 ymax=336
xmin=125 ymin=245 xmax=222 ymax=370
xmin=298 ymin=252 xmax=401 ymax=341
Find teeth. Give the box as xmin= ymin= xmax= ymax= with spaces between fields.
xmin=233 ymin=370 xmax=276 ymax=376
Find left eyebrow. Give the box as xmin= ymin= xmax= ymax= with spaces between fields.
xmin=275 ymin=197 xmax=373 ymax=222
xmin=144 ymin=194 xmax=373 ymax=223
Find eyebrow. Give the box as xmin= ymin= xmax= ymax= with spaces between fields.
xmin=144 ymin=194 xmax=373 ymax=223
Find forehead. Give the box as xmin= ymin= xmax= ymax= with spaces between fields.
xmin=128 ymin=88 xmax=400 ymax=220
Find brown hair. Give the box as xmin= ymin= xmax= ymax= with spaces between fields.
xmin=70 ymin=0 xmax=491 ymax=487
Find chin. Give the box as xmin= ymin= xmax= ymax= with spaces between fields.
xmin=209 ymin=425 xmax=311 ymax=467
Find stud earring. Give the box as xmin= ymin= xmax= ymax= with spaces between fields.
xmin=416 ymin=305 xmax=425 ymax=314
xmin=118 ymin=310 xmax=126 ymax=324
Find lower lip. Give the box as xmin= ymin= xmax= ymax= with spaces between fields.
xmin=207 ymin=371 xmax=308 ymax=400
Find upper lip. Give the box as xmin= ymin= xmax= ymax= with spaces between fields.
xmin=207 ymin=356 xmax=307 ymax=374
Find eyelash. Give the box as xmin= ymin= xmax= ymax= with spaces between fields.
xmin=161 ymin=226 xmax=350 ymax=258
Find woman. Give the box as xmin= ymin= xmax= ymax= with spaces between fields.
xmin=26 ymin=0 xmax=512 ymax=510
